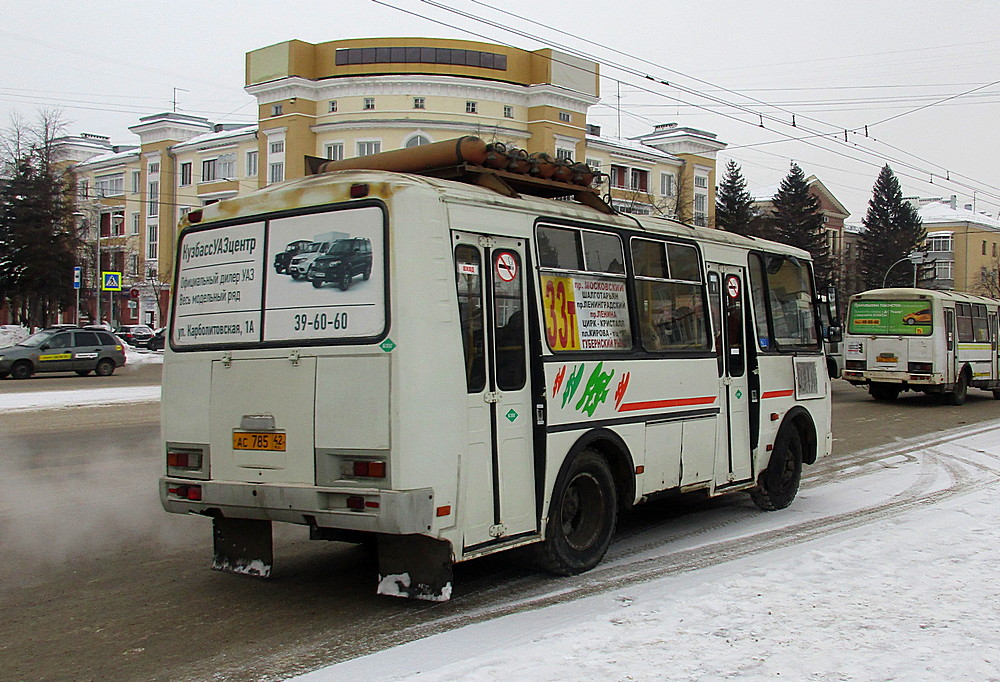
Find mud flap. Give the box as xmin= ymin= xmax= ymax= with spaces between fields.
xmin=376 ymin=534 xmax=454 ymax=601
xmin=212 ymin=517 xmax=273 ymax=578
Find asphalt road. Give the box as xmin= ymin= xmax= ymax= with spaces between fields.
xmin=1 ymin=377 xmax=998 ymax=681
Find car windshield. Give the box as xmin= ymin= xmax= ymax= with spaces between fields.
xmin=329 ymin=241 xmax=353 ymax=255
xmin=19 ymin=330 xmax=57 ymax=347
xmin=304 ymin=243 xmax=321 ymax=253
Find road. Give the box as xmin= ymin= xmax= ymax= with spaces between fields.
xmin=1 ymin=376 xmax=998 ymax=681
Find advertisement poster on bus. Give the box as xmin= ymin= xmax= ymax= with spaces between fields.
xmin=541 ymin=274 xmax=631 ymax=351
xmin=263 ymin=206 xmax=384 ymax=342
xmin=172 ymin=205 xmax=385 ymax=347
xmin=848 ymin=300 xmax=932 ymax=336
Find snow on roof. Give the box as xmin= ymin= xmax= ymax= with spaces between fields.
xmin=918 ymin=199 xmax=1000 ymax=231
xmin=172 ymin=125 xmax=258 ymax=151
xmin=586 ymin=134 xmax=679 ymax=163
xmin=74 ymin=148 xmax=140 ymax=168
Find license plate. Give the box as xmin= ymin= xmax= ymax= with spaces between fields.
xmin=877 ymin=354 xmax=898 ymax=363
xmin=232 ymin=431 xmax=286 ymax=451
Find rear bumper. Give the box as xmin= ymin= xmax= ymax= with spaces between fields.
xmin=843 ymin=370 xmax=943 ymax=385
xmin=159 ymin=477 xmax=434 ymax=535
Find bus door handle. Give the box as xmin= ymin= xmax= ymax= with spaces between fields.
xmin=484 ymin=391 xmax=501 ymax=404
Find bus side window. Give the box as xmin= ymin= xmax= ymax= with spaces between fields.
xmin=494 ymin=251 xmax=525 ymax=391
xmin=455 ymin=245 xmax=486 ymax=392
xmin=748 ymin=254 xmax=771 ymax=351
xmin=708 ymin=271 xmax=724 ymax=374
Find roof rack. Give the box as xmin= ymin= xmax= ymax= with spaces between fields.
xmin=305 ymin=136 xmax=614 ymax=215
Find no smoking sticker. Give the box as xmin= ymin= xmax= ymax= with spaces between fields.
xmin=726 ymin=275 xmax=740 ymax=299
xmin=496 ymin=252 xmax=518 ymax=282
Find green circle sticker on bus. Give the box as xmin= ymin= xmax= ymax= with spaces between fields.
xmin=380 ymin=338 xmax=397 ymax=352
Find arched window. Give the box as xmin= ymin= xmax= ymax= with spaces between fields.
xmin=405 ymin=134 xmax=432 ymax=148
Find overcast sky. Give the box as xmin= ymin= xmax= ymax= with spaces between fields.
xmin=3 ymin=0 xmax=998 ymax=222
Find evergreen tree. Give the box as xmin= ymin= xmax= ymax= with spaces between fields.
xmin=770 ymin=162 xmax=836 ymax=289
xmin=857 ymin=164 xmax=925 ymax=290
xmin=715 ymin=159 xmax=760 ymax=236
xmin=0 ymin=113 xmax=81 ymax=327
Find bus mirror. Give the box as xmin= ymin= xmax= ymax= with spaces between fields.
xmin=824 ymin=324 xmax=843 ymax=344
xmin=825 ymin=286 xmax=841 ymax=327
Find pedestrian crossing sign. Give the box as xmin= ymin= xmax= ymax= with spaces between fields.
xmin=102 ymin=271 xmax=122 ymax=291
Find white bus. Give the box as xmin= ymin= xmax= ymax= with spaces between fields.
xmin=843 ymin=287 xmax=1000 ymax=404
xmin=160 ymin=137 xmax=837 ymax=600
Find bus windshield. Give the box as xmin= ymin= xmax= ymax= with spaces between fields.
xmin=848 ymin=300 xmax=932 ymax=336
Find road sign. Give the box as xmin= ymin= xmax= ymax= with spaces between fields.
xmin=73 ymin=266 xmax=82 ymax=290
xmin=102 ymin=271 xmax=122 ymax=291
xmin=129 ymin=287 xmax=141 ymax=300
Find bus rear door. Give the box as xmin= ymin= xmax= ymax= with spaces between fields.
xmin=453 ymin=232 xmax=536 ymax=550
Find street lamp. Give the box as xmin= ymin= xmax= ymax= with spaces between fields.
xmin=883 ymin=252 xmax=932 ymax=288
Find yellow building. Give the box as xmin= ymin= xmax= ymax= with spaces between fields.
xmin=915 ymin=196 xmax=1000 ymax=295
xmin=61 ymin=37 xmax=725 ymax=327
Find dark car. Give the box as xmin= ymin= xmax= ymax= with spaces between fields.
xmin=274 ymin=239 xmax=312 ymax=274
xmin=309 ymin=238 xmax=373 ymax=290
xmin=0 ymin=328 xmax=126 ymax=379
xmin=148 ymin=327 xmax=166 ymax=351
xmin=115 ymin=325 xmax=155 ymax=348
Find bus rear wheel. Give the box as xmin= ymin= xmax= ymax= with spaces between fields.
xmin=869 ymin=383 xmax=900 ymax=402
xmin=750 ymin=427 xmax=803 ymax=511
xmin=944 ymin=370 xmax=969 ymax=406
xmin=536 ymin=449 xmax=617 ymax=576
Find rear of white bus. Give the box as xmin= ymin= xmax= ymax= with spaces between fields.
xmin=158 ymin=181 xmax=454 ymax=600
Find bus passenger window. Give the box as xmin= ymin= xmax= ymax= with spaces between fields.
xmin=494 ymin=251 xmax=526 ymax=391
xmin=748 ymin=254 xmax=771 ymax=350
xmin=631 ymin=238 xmax=709 ymax=352
xmin=455 ymin=245 xmax=486 ymax=392
xmin=759 ymin=256 xmax=819 ymax=350
xmin=537 ymin=225 xmax=583 ymax=270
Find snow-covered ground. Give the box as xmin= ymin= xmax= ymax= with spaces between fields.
xmin=299 ymin=426 xmax=1000 ymax=682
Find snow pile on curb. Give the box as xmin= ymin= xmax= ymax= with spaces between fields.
xmin=3 ymin=385 xmax=161 ymax=412
xmin=0 ymin=325 xmax=29 ymax=347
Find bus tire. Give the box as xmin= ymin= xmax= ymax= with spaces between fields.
xmin=869 ymin=383 xmax=900 ymax=402
xmin=537 ymin=449 xmax=617 ymax=576
xmin=945 ymin=369 xmax=969 ymax=406
xmin=750 ymin=427 xmax=803 ymax=511
xmin=11 ymin=360 xmax=33 ymax=380
xmin=992 ymin=389 xmax=1000 ymax=401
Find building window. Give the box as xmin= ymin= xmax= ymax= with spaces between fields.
xmin=694 ymin=175 xmax=708 ymax=189
xmin=147 ymin=181 xmax=159 ymax=217
xmin=556 ymin=147 xmax=574 ymax=162
xmin=413 ymin=97 xmax=425 ymax=109
xmin=357 ymin=140 xmax=381 ymax=157
xmin=111 ymin=213 xmax=124 ymax=236
xmin=202 ymin=158 xmax=217 ymax=183
xmin=179 ymin=162 xmax=192 ymax=186
xmin=328 ymin=100 xmax=338 ymax=112
xmin=694 ymin=193 xmax=708 ymax=226
xmin=246 ymin=150 xmax=258 ymax=177
xmin=129 ymin=254 xmax=139 ymax=276
xmin=936 ymin=260 xmax=954 ymax=280
xmin=217 ymin=153 xmax=236 ymax=180
xmin=271 ymin=104 xmax=283 ymax=116
xmin=610 ymin=165 xmax=627 ymax=189
xmin=363 ymin=97 xmax=375 ymax=110
xmin=466 ymin=101 xmax=478 ymax=114
xmin=95 ymin=174 xmax=124 ymax=197
xmin=131 ymin=170 xmax=141 ymax=194
xmin=630 ymin=169 xmax=649 ymax=192
xmin=586 ymin=158 xmax=601 ymax=172
xmin=405 ymin=135 xmax=431 ymax=148
xmin=503 ymin=105 xmax=514 ymax=118
xmin=269 ymin=141 xmax=284 ymax=154
xmin=148 ymin=162 xmax=159 ymax=175
xmin=927 ymin=234 xmax=953 ymax=252
xmin=147 ymin=224 xmax=158 ymax=260
xmin=660 ymin=173 xmax=674 ymax=197
xmin=559 ymin=112 xmax=571 ymax=123
xmin=325 ymin=142 xmax=344 ymax=160
xmin=993 ymin=243 xmax=997 ymax=258
xmin=268 ymin=162 xmax=284 ymax=184
xmin=130 ymin=212 xmax=140 ymax=236
xmin=336 ymin=46 xmax=508 ymax=71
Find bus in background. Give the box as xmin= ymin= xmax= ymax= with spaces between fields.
xmin=842 ymin=287 xmax=1000 ymax=404
xmin=159 ymin=137 xmax=839 ymax=600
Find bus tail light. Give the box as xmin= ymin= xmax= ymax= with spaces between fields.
xmin=342 ymin=459 xmax=386 ymax=479
xmin=908 ymin=362 xmax=933 ymax=374
xmin=166 ymin=445 xmax=207 ymax=479
xmin=346 ymin=496 xmax=379 ymax=510
xmin=167 ymin=449 xmax=202 ymax=469
xmin=846 ymin=360 xmax=866 ymax=370
xmin=167 ymin=484 xmax=202 ymax=501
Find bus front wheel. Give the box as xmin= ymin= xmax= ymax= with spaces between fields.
xmin=536 ymin=449 xmax=617 ymax=576
xmin=750 ymin=427 xmax=803 ymax=511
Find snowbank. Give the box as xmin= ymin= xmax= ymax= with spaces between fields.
xmin=0 ymin=325 xmax=29 ymax=347
xmin=3 ymin=385 xmax=161 ymax=412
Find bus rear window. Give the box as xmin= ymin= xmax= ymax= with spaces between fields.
xmin=847 ymin=300 xmax=932 ymax=336
xmin=171 ymin=204 xmax=386 ymax=349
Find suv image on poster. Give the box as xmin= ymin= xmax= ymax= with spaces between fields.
xmin=287 ymin=231 xmax=348 ymax=280
xmin=273 ymin=239 xmax=312 ymax=274
xmin=309 ymin=237 xmax=373 ymax=290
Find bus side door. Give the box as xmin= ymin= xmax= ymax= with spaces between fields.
xmin=453 ymin=232 xmax=536 ymax=550
xmin=708 ymin=267 xmax=753 ymax=486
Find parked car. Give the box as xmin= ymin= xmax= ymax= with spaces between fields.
xmin=0 ymin=327 xmax=126 ymax=379
xmin=115 ymin=325 xmax=155 ymax=347
xmin=148 ymin=327 xmax=166 ymax=351
xmin=274 ymin=239 xmax=312 ymax=274
xmin=309 ymin=238 xmax=373 ymax=290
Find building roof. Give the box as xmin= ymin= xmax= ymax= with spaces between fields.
xmin=171 ymin=125 xmax=258 ymax=151
xmin=917 ymin=199 xmax=1000 ymax=231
